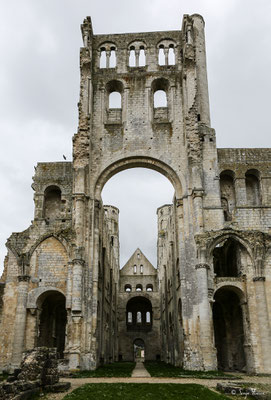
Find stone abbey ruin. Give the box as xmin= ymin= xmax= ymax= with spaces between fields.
xmin=0 ymin=14 xmax=271 ymax=374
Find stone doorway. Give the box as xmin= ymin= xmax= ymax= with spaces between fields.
xmin=213 ymin=288 xmax=246 ymax=371
xmin=134 ymin=338 xmax=145 ymax=361
xmin=37 ymin=291 xmax=67 ymax=358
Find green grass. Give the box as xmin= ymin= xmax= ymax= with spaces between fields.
xmin=0 ymin=372 xmax=8 ymax=382
xmin=144 ymin=361 xmax=239 ymax=379
xmin=70 ymin=362 xmax=136 ymax=378
xmin=62 ymin=383 xmax=231 ymax=400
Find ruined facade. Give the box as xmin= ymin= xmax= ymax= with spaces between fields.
xmin=0 ymin=14 xmax=271 ymax=373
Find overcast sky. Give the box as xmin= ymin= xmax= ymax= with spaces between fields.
xmin=0 ymin=0 xmax=271 ymax=274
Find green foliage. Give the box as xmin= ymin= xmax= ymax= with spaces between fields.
xmin=63 ymin=383 xmax=231 ymax=400
xmin=144 ymin=361 xmax=239 ymax=379
xmin=70 ymin=362 xmax=136 ymax=378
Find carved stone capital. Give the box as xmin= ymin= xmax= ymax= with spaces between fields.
xmin=72 ymin=258 xmax=85 ymax=267
xmin=176 ymin=198 xmax=183 ymax=207
xmin=253 ymin=276 xmax=266 ymax=282
xmin=192 ymin=188 xmax=204 ymax=199
xmin=18 ymin=275 xmax=30 ymax=283
xmin=195 ymin=263 xmax=210 ymax=270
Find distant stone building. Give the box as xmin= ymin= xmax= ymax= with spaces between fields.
xmin=0 ymin=14 xmax=271 ymax=373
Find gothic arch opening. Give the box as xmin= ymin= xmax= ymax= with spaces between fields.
xmin=134 ymin=338 xmax=145 ymax=361
xmin=43 ymin=185 xmax=61 ymax=220
xmin=213 ymin=237 xmax=248 ymax=278
xmin=36 ymin=290 xmax=67 ymax=358
xmin=126 ymin=296 xmax=152 ymax=332
xmin=101 ymin=166 xmax=176 ymax=267
xmin=213 ymin=287 xmax=246 ymax=372
xmin=219 ymin=170 xmax=235 ymax=221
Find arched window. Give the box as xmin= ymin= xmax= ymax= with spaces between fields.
xmin=109 ymin=91 xmax=121 ymax=109
xmin=220 ymin=170 xmax=236 ymax=221
xmin=136 ymin=311 xmax=142 ymax=324
xmin=213 ymin=237 xmax=246 ymax=278
xmin=133 ymin=265 xmax=137 ymax=274
xmin=126 ymin=297 xmax=153 ymax=331
xmin=140 ymin=265 xmax=143 ymax=274
xmin=136 ymin=284 xmax=142 ymax=292
xmin=129 ymin=47 xmax=136 ymax=66
xmin=125 ymin=284 xmax=132 ymax=293
xmin=106 ymin=80 xmax=123 ymax=123
xmin=146 ymin=311 xmax=151 ymax=324
xmin=168 ymin=46 xmax=175 ymax=65
xmin=245 ymin=170 xmax=260 ymax=206
xmin=100 ymin=48 xmax=106 ymax=68
xmin=154 ymin=90 xmax=167 ymax=108
xmin=43 ymin=186 xmax=62 ymax=220
xmin=157 ymin=40 xmax=176 ymax=66
xmin=99 ymin=43 xmax=117 ymax=69
xmin=127 ymin=311 xmax=133 ymax=324
xmin=158 ymin=46 xmax=165 ymax=65
xmin=152 ymin=78 xmax=169 ymax=122
xmin=146 ymin=284 xmax=153 ymax=292
xmin=109 ymin=47 xmax=116 ymax=68
xmin=128 ymin=41 xmax=146 ymax=67
xmin=139 ymin=47 xmax=146 ymax=66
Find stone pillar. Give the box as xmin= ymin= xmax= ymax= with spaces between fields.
xmin=253 ymin=277 xmax=271 ymax=373
xmin=72 ymin=258 xmax=85 ymax=312
xmin=195 ymin=263 xmax=217 ymax=370
xmin=74 ymin=194 xmax=85 ymax=248
xmin=240 ymin=301 xmax=255 ymax=373
xmin=68 ymin=315 xmax=83 ymax=369
xmin=135 ymin=49 xmax=140 ymax=67
xmin=11 ymin=275 xmax=30 ymax=367
xmin=192 ymin=189 xmax=204 ymax=234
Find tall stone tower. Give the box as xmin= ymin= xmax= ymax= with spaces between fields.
xmin=0 ymin=14 xmax=271 ymax=373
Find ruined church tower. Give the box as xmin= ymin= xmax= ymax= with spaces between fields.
xmin=0 ymin=14 xmax=271 ymax=373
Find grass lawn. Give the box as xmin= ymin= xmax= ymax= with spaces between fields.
xmin=70 ymin=362 xmax=136 ymax=378
xmin=144 ymin=361 xmax=239 ymax=379
xmin=63 ymin=383 xmax=231 ymax=400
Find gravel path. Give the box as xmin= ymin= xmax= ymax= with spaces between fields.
xmin=44 ymin=375 xmax=271 ymax=400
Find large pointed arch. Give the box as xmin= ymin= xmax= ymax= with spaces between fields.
xmin=94 ymin=156 xmax=184 ymax=199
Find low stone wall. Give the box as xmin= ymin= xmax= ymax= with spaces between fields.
xmin=0 ymin=347 xmax=70 ymax=400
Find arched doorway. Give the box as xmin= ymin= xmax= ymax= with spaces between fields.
xmin=213 ymin=287 xmax=246 ymax=371
xmin=134 ymin=338 xmax=145 ymax=361
xmin=37 ymin=291 xmax=67 ymax=358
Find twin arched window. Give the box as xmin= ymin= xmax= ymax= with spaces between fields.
xmin=220 ymin=169 xmax=261 ymax=221
xmin=99 ymin=44 xmax=116 ymax=68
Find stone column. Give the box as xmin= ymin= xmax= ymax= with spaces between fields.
xmin=240 ymin=301 xmax=255 ymax=373
xmin=195 ymin=263 xmax=217 ymax=370
xmin=72 ymin=258 xmax=85 ymax=312
xmin=253 ymin=277 xmax=271 ymax=373
xmin=11 ymin=275 xmax=30 ymax=367
xmin=192 ymin=189 xmax=204 ymax=234
xmin=74 ymin=194 xmax=85 ymax=248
